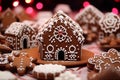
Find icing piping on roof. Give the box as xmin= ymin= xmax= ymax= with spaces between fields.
xmin=37 ymin=10 xmax=84 ymax=44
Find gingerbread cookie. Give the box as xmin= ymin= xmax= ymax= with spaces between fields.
xmin=0 ymin=54 xmax=9 ymax=70
xmin=88 ymin=67 xmax=120 ymax=80
xmin=8 ymin=51 xmax=37 ymax=76
xmin=98 ymin=13 xmax=120 ymax=50
xmin=88 ymin=48 xmax=120 ymax=72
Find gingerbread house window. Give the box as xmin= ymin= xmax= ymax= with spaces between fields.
xmin=99 ymin=32 xmax=104 ymax=41
xmin=117 ymin=33 xmax=120 ymax=39
xmin=6 ymin=37 xmax=13 ymax=43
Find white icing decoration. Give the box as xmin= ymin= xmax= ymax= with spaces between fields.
xmin=89 ymin=49 xmax=120 ymax=73
xmin=55 ymin=47 xmax=67 ymax=60
xmin=49 ymin=25 xmax=72 ymax=43
xmin=69 ymin=45 xmax=76 ymax=53
xmin=75 ymin=5 xmax=103 ymax=24
xmin=44 ymin=53 xmax=53 ymax=60
xmin=5 ymin=22 xmax=37 ymax=50
xmin=20 ymin=35 xmax=30 ymax=49
xmin=0 ymin=55 xmax=8 ymax=64
xmin=37 ymin=10 xmax=84 ymax=44
xmin=99 ymin=13 xmax=120 ymax=33
xmin=55 ymin=71 xmax=80 ymax=80
xmin=54 ymin=25 xmax=67 ymax=42
xmin=33 ymin=64 xmax=66 ymax=78
xmin=46 ymin=44 xmax=54 ymax=53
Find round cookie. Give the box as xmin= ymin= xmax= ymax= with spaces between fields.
xmin=8 ymin=51 xmax=37 ymax=76
xmin=33 ymin=64 xmax=66 ymax=80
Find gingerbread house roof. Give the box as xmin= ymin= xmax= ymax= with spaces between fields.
xmin=37 ymin=10 xmax=84 ymax=44
xmin=99 ymin=12 xmax=120 ymax=33
xmin=5 ymin=22 xmax=35 ymax=36
xmin=75 ymin=5 xmax=104 ymax=22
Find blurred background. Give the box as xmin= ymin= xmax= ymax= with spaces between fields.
xmin=0 ymin=0 xmax=120 ymax=12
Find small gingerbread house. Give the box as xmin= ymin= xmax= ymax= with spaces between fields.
xmin=0 ymin=8 xmax=19 ymax=34
xmin=98 ymin=13 xmax=120 ymax=48
xmin=75 ymin=5 xmax=104 ymax=43
xmin=5 ymin=22 xmax=38 ymax=50
xmin=37 ymin=10 xmax=84 ymax=61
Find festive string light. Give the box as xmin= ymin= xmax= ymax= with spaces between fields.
xmin=0 ymin=6 xmax=2 ymax=12
xmin=26 ymin=7 xmax=33 ymax=14
xmin=13 ymin=1 xmax=19 ymax=7
xmin=36 ymin=2 xmax=43 ymax=10
xmin=25 ymin=0 xmax=33 ymax=4
xmin=112 ymin=7 xmax=119 ymax=14
xmin=83 ymin=1 xmax=90 ymax=7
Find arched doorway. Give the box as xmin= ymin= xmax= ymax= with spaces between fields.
xmin=58 ymin=50 xmax=64 ymax=60
xmin=21 ymin=35 xmax=30 ymax=49
xmin=23 ymin=38 xmax=27 ymax=49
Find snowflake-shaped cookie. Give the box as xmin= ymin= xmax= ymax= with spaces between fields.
xmin=99 ymin=13 xmax=120 ymax=33
xmin=8 ymin=51 xmax=37 ymax=76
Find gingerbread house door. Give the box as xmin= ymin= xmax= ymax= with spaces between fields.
xmin=21 ymin=35 xmax=30 ymax=49
xmin=58 ymin=50 xmax=65 ymax=60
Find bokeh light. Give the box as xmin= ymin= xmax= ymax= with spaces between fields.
xmin=26 ymin=7 xmax=33 ymax=14
xmin=112 ymin=7 xmax=119 ymax=14
xmin=25 ymin=0 xmax=33 ymax=4
xmin=13 ymin=1 xmax=19 ymax=7
xmin=0 ymin=6 xmax=2 ymax=12
xmin=36 ymin=2 xmax=43 ymax=10
xmin=83 ymin=1 xmax=90 ymax=7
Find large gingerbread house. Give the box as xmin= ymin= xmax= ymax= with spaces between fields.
xmin=5 ymin=22 xmax=38 ymax=50
xmin=75 ymin=5 xmax=104 ymax=43
xmin=98 ymin=12 xmax=120 ymax=49
xmin=37 ymin=10 xmax=84 ymax=61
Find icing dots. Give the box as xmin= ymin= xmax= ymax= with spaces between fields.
xmin=8 ymin=51 xmax=37 ymax=75
xmin=88 ymin=48 xmax=120 ymax=72
xmin=37 ymin=10 xmax=84 ymax=44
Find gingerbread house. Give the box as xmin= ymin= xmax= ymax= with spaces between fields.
xmin=5 ymin=22 xmax=38 ymax=50
xmin=37 ymin=10 xmax=84 ymax=61
xmin=75 ymin=5 xmax=104 ymax=43
xmin=98 ymin=12 xmax=120 ymax=48
xmin=0 ymin=8 xmax=19 ymax=34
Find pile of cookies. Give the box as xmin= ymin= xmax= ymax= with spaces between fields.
xmin=87 ymin=48 xmax=120 ymax=80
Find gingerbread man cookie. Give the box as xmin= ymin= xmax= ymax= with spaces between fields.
xmin=8 ymin=51 xmax=37 ymax=76
xmin=88 ymin=48 xmax=120 ymax=72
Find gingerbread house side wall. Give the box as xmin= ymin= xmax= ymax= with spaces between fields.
xmin=18 ymin=26 xmax=37 ymax=50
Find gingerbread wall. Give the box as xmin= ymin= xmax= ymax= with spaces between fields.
xmin=37 ymin=11 xmax=84 ymax=61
